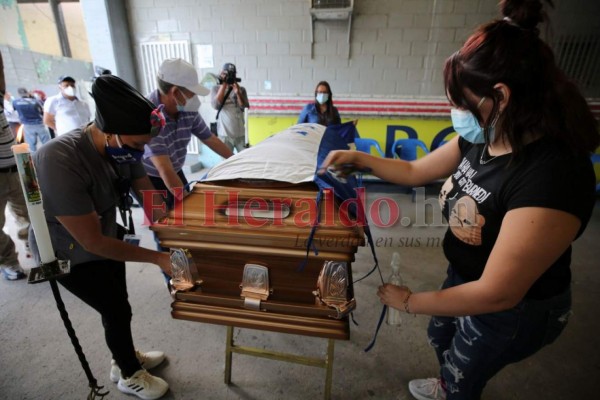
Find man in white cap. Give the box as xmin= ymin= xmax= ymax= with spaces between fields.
xmin=143 ymin=58 xmax=233 ymax=211
xmin=43 ymin=75 xmax=91 ymax=136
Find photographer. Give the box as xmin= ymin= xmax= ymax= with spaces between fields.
xmin=210 ymin=63 xmax=250 ymax=153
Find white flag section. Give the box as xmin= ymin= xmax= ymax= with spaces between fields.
xmin=202 ymin=123 xmax=327 ymax=184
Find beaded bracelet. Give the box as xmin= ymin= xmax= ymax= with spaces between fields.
xmin=403 ymin=289 xmax=413 ymax=314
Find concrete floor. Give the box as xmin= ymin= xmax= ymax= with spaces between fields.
xmin=1 ymin=179 xmax=598 ymax=400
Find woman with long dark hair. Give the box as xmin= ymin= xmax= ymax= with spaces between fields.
xmin=298 ymin=81 xmax=341 ymax=126
xmin=319 ymin=1 xmax=599 ymax=399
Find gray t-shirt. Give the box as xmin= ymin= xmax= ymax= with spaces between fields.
xmin=210 ymin=85 xmax=248 ymax=139
xmin=31 ymin=128 xmax=146 ymax=265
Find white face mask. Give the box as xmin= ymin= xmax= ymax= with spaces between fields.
xmin=175 ymin=92 xmax=201 ymax=113
xmin=183 ymin=95 xmax=201 ymax=112
xmin=316 ymin=93 xmax=329 ymax=104
xmin=63 ymin=86 xmax=76 ymax=97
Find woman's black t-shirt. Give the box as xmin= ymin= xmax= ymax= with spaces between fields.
xmin=439 ymin=136 xmax=596 ymax=299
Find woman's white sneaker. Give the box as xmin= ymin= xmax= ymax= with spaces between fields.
xmin=408 ymin=378 xmax=446 ymax=400
xmin=117 ymin=369 xmax=168 ymax=400
xmin=110 ymin=350 xmax=165 ymax=382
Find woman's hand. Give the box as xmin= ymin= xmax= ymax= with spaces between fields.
xmin=318 ymin=150 xmax=364 ymax=175
xmin=377 ymin=284 xmax=411 ymax=311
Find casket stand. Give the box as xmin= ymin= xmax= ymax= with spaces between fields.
xmin=151 ymin=180 xmax=364 ymax=399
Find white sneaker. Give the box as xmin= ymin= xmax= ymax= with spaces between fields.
xmin=408 ymin=378 xmax=446 ymax=400
xmin=110 ymin=350 xmax=165 ymax=382
xmin=117 ymin=369 xmax=168 ymax=400
xmin=1 ymin=264 xmax=26 ymax=281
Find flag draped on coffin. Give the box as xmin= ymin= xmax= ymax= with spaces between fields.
xmin=201 ymin=121 xmax=371 ymax=264
xmin=203 ymin=122 xmax=352 ymax=179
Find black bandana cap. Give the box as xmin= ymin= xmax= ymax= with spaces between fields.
xmin=92 ymin=74 xmax=162 ymax=136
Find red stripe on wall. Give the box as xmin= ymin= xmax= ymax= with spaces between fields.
xmin=249 ymin=97 xmax=600 ymax=119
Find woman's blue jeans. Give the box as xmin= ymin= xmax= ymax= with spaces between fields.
xmin=428 ymin=266 xmax=571 ymax=400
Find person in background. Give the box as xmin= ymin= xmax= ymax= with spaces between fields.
xmin=210 ymin=62 xmax=250 ymax=153
xmin=43 ymin=75 xmax=91 ymax=137
xmin=319 ymin=1 xmax=599 ymax=399
xmin=144 ymin=58 xmax=233 ymax=211
xmin=298 ymin=81 xmax=341 ymax=127
xmin=12 ymin=87 xmax=51 ymax=151
xmin=31 ymin=74 xmax=174 ymax=400
xmin=0 ymin=52 xmax=31 ymax=281
xmin=31 ymin=89 xmax=46 ymax=105
xmin=3 ymin=91 xmax=21 ymax=138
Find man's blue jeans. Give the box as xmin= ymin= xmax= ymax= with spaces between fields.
xmin=23 ymin=123 xmax=51 ymax=152
xmin=427 ymin=265 xmax=571 ymax=400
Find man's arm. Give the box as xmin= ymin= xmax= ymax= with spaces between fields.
xmin=148 ymin=154 xmax=186 ymax=196
xmin=130 ymin=175 xmax=169 ymax=223
xmin=201 ymin=134 xmax=234 ymax=158
xmin=212 ymin=84 xmax=228 ymax=109
xmin=43 ymin=112 xmax=56 ymax=131
xmin=233 ymin=84 xmax=249 ymax=110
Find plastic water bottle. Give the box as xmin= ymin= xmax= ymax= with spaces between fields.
xmin=386 ymin=252 xmax=403 ymax=326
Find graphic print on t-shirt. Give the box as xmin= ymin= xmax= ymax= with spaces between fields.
xmin=449 ymin=196 xmax=485 ymax=245
xmin=443 ymin=157 xmax=492 ymax=246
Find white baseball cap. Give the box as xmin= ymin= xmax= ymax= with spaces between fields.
xmin=157 ymin=58 xmax=209 ymax=96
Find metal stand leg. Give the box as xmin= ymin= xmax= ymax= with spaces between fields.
xmin=224 ymin=326 xmax=234 ymax=384
xmin=223 ymin=326 xmax=336 ymax=398
xmin=324 ymin=339 xmax=335 ymax=400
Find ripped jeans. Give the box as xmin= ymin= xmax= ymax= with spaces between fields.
xmin=428 ymin=266 xmax=571 ymax=400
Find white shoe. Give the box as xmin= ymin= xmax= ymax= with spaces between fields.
xmin=117 ymin=369 xmax=168 ymax=400
xmin=1 ymin=264 xmax=26 ymax=280
xmin=110 ymin=350 xmax=165 ymax=383
xmin=408 ymin=378 xmax=446 ymax=400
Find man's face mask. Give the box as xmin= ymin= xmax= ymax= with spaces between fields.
xmin=175 ymin=90 xmax=201 ymax=113
xmin=105 ymin=135 xmax=144 ymax=164
xmin=62 ymin=85 xmax=76 ymax=97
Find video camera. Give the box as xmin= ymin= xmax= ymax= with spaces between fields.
xmin=220 ymin=63 xmax=241 ymax=85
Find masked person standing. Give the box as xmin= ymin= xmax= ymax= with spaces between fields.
xmin=210 ymin=62 xmax=250 ymax=153
xmin=144 ymin=58 xmax=233 ymax=211
xmin=43 ymin=75 xmax=92 ymax=137
xmin=31 ymin=75 xmax=173 ymax=400
xmin=320 ymin=1 xmax=599 ymax=399
xmin=298 ymin=81 xmax=341 ymax=127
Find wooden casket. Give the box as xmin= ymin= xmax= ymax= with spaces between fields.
xmin=151 ymin=180 xmax=365 ymax=340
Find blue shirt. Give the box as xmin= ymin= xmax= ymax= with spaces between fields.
xmin=297 ymin=103 xmax=341 ymax=126
xmin=143 ymin=90 xmax=212 ymax=177
xmin=12 ymin=97 xmax=43 ymax=125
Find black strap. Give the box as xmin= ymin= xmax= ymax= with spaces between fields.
xmin=114 ymin=175 xmax=135 ymax=235
xmin=50 ymin=279 xmax=109 ymax=399
xmin=215 ymin=85 xmax=233 ymax=120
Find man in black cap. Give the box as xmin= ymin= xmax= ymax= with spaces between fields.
xmin=210 ymin=62 xmax=250 ymax=153
xmin=43 ymin=75 xmax=91 ymax=136
xmin=31 ymin=75 xmax=171 ymax=400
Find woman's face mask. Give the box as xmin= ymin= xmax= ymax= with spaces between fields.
xmin=105 ymin=135 xmax=144 ymax=164
xmin=316 ymin=93 xmax=329 ymax=104
xmin=450 ymin=97 xmax=496 ymax=144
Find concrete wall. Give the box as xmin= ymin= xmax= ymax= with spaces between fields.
xmin=124 ymin=0 xmax=600 ymax=99
xmin=81 ymin=0 xmax=139 ymax=87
